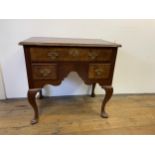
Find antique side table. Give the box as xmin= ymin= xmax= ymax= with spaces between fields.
xmin=19 ymin=37 xmax=121 ymax=124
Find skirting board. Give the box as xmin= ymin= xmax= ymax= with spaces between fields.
xmin=1 ymin=93 xmax=155 ymax=101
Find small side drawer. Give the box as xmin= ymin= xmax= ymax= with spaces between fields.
xmin=32 ymin=64 xmax=57 ymax=80
xmin=88 ymin=63 xmax=111 ymax=79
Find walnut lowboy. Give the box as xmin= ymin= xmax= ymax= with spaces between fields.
xmin=19 ymin=37 xmax=121 ymax=124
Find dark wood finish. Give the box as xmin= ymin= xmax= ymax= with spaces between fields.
xmin=88 ymin=63 xmax=111 ymax=79
xmin=101 ymin=86 xmax=113 ymax=118
xmin=28 ymin=88 xmax=41 ymax=124
xmin=20 ymin=37 xmax=121 ymax=124
xmin=19 ymin=37 xmax=122 ymax=47
xmin=32 ymin=63 xmax=57 ymax=80
xmin=29 ymin=47 xmax=113 ymax=62
xmin=91 ymin=83 xmax=96 ymax=97
xmin=39 ymin=89 xmax=43 ymax=99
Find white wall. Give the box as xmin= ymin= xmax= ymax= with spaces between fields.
xmin=0 ymin=65 xmax=5 ymax=99
xmin=0 ymin=19 xmax=155 ymax=99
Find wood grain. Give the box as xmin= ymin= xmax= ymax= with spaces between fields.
xmin=32 ymin=63 xmax=57 ymax=80
xmin=29 ymin=47 xmax=113 ymax=62
xmin=88 ymin=63 xmax=111 ymax=79
xmin=21 ymin=38 xmax=120 ymax=123
xmin=0 ymin=94 xmax=155 ymax=135
xmin=19 ymin=37 xmax=122 ymax=47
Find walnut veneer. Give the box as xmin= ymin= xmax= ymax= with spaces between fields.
xmin=19 ymin=37 xmax=121 ymax=124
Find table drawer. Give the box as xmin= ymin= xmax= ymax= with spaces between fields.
xmin=32 ymin=63 xmax=57 ymax=80
xmin=88 ymin=63 xmax=111 ymax=79
xmin=30 ymin=47 xmax=113 ymax=62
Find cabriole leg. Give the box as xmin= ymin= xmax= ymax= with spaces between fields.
xmin=91 ymin=83 xmax=96 ymax=97
xmin=39 ymin=89 xmax=44 ymax=99
xmin=100 ymin=86 xmax=113 ymax=118
xmin=28 ymin=88 xmax=41 ymax=124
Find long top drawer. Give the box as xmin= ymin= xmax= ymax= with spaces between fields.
xmin=29 ymin=47 xmax=114 ymax=62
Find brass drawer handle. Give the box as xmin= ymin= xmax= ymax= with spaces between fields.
xmin=88 ymin=52 xmax=98 ymax=60
xmin=95 ymin=69 xmax=103 ymax=76
xmin=69 ymin=49 xmax=79 ymax=57
xmin=40 ymin=69 xmax=51 ymax=77
xmin=47 ymin=52 xmax=59 ymax=60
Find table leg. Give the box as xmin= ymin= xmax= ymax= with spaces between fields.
xmin=28 ymin=88 xmax=41 ymax=124
xmin=91 ymin=83 xmax=96 ymax=97
xmin=100 ymin=86 xmax=113 ymax=118
xmin=39 ymin=89 xmax=44 ymax=99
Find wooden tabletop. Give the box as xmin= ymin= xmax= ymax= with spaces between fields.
xmin=19 ymin=37 xmax=122 ymax=47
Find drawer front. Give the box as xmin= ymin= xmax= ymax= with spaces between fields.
xmin=88 ymin=63 xmax=111 ymax=79
xmin=32 ymin=64 xmax=57 ymax=80
xmin=30 ymin=47 xmax=113 ymax=62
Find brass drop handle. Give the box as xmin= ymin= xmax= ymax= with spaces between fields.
xmin=88 ymin=52 xmax=98 ymax=60
xmin=40 ymin=69 xmax=51 ymax=77
xmin=95 ymin=68 xmax=103 ymax=76
xmin=48 ymin=51 xmax=59 ymax=60
xmin=69 ymin=49 xmax=79 ymax=57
